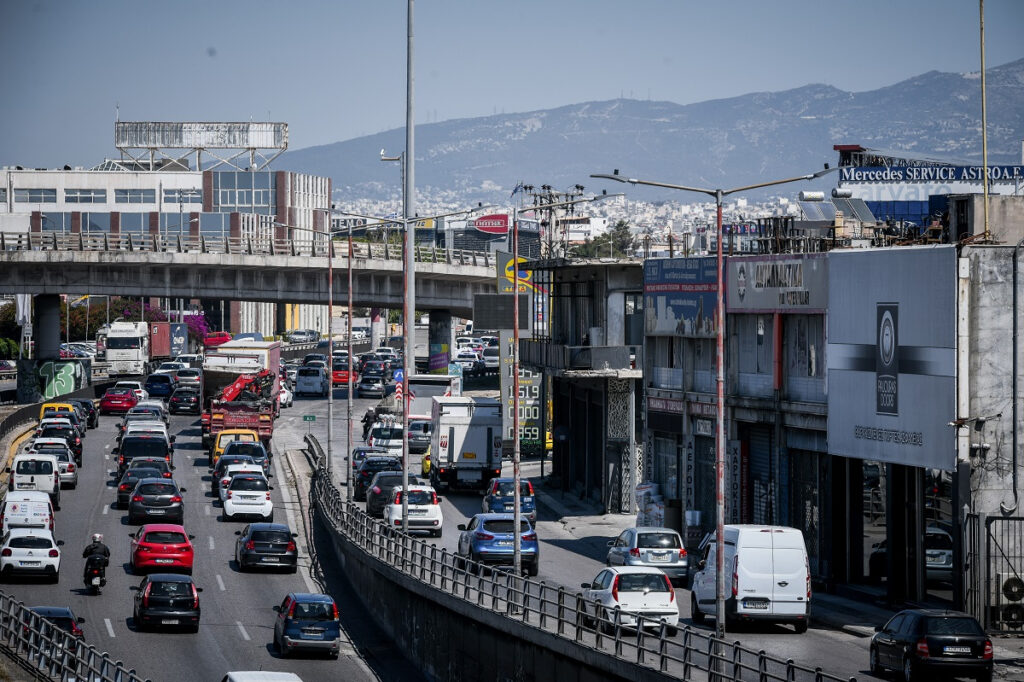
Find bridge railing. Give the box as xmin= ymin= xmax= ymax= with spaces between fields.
xmin=305 ymin=435 xmax=855 ymax=682
xmin=0 ymin=232 xmax=493 ymax=267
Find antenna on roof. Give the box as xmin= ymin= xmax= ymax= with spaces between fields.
xmin=115 ymin=102 xmax=120 ymax=122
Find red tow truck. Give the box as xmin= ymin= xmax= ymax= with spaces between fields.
xmin=201 ymin=369 xmax=276 ymax=449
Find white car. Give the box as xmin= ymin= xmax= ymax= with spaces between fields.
xmin=115 ymin=381 xmax=149 ymax=401
xmin=222 ymin=473 xmax=274 ymax=522
xmin=382 ymin=484 xmax=444 ymax=537
xmin=580 ymin=566 xmax=680 ymax=634
xmin=218 ymin=464 xmax=266 ymax=503
xmin=0 ymin=528 xmax=62 ymax=582
xmin=154 ymin=361 xmax=187 ymax=375
xmin=367 ymin=422 xmax=404 ymax=456
xmin=279 ymin=384 xmax=293 ymax=408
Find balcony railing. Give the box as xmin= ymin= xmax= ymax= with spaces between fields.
xmin=521 ymin=340 xmax=641 ymax=373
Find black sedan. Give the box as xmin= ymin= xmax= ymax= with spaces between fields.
xmin=211 ymin=454 xmax=257 ymax=493
xmin=354 ymin=457 xmax=403 ymax=501
xmin=234 ymin=523 xmax=298 ymax=572
xmin=870 ymin=609 xmax=992 ymax=682
xmin=27 ymin=605 xmax=85 ymax=639
xmin=222 ymin=441 xmax=272 ymax=478
xmin=365 ymin=471 xmax=406 ymax=518
xmin=131 ymin=573 xmax=202 ymax=632
xmin=127 ymin=478 xmax=186 ymax=524
xmin=168 ymin=387 xmax=201 ymax=415
xmin=68 ymin=399 xmax=99 ymax=429
xmin=116 ymin=467 xmax=164 ymax=508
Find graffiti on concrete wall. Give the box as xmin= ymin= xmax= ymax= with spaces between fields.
xmin=16 ymin=359 xmax=91 ymax=403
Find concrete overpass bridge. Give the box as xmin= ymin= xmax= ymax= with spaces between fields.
xmin=0 ymin=231 xmax=496 ymax=317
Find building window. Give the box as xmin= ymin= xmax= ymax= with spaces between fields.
xmin=0 ymin=188 xmax=7 ymax=203
xmin=212 ymin=171 xmax=276 ymax=214
xmin=163 ymin=189 xmax=202 ymax=204
xmin=41 ymin=212 xmax=72 ymax=232
xmin=160 ymin=212 xmax=196 ymax=235
xmin=200 ymin=213 xmax=229 ymax=238
xmin=64 ymin=188 xmax=107 ymax=203
xmin=14 ymin=188 xmax=57 ymax=203
xmin=120 ymin=213 xmax=147 ymax=234
xmin=81 ymin=212 xmax=110 ymax=233
xmin=115 ymin=189 xmax=156 ymax=204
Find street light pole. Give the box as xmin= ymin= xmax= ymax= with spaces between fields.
xmin=346 ymin=217 xmax=354 ymax=502
xmin=591 ymin=167 xmax=833 ymax=641
xmin=325 ymin=208 xmax=335 ymax=480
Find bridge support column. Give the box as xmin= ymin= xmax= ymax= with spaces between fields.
xmin=34 ymin=294 xmax=61 ymax=360
xmin=370 ymin=308 xmax=386 ymax=348
xmin=427 ymin=310 xmax=453 ymax=374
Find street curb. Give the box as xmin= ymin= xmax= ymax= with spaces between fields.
xmin=1 ymin=421 xmax=37 ymax=494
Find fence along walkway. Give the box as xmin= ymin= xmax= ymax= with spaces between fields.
xmin=305 ymin=435 xmax=855 ymax=682
xmin=0 ymin=231 xmax=493 ymax=268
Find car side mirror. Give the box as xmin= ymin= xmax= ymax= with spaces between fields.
xmin=129 ymin=586 xmax=139 ymax=591
xmin=698 ymin=560 xmax=706 ymax=570
xmin=606 ymin=540 xmax=615 ymax=547
xmin=179 ymin=487 xmax=187 ymax=493
xmin=4 ymin=467 xmax=8 ymax=473
xmin=56 ymin=540 xmax=65 ymax=546
xmin=580 ymin=582 xmax=592 ymax=589
xmin=188 ymin=534 xmax=196 ymax=540
xmin=436 ymin=497 xmax=443 ymax=503
xmin=77 ymin=617 xmax=85 ymax=624
xmin=874 ymin=625 xmax=882 ymax=632
xmin=196 ymin=587 xmax=204 ymax=593
xmin=272 ymin=605 xmax=281 ymax=613
xmin=269 ymin=486 xmax=274 ymax=490
xmin=234 ymin=531 xmax=241 ymax=536
xmin=457 ymin=524 xmax=466 ymax=531
xmin=291 ymin=533 xmax=298 ymax=538
xmin=170 ymin=436 xmax=176 ymax=443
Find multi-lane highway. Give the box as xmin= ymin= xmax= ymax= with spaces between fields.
xmin=0 ymin=393 xmax=421 ymax=682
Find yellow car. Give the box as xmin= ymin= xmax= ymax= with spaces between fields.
xmin=421 ymin=445 xmax=431 ymax=477
xmin=211 ymin=428 xmax=259 ymax=468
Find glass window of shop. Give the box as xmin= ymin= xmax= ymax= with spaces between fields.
xmin=653 ymin=435 xmax=680 ymax=501
xmin=863 ymin=460 xmax=887 ymax=585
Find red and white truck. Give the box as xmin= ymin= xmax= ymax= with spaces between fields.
xmin=200 ymin=341 xmax=281 ymax=448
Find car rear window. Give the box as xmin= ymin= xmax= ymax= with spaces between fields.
xmin=138 ymin=483 xmax=177 ymax=495
xmin=39 ymin=427 xmax=71 ymax=440
xmin=298 ymin=368 xmax=322 ymax=377
xmin=149 ymin=581 xmax=190 ymax=597
xmin=924 ymin=616 xmax=985 ymax=636
xmin=637 ymin=532 xmax=682 ymax=549
xmin=107 ymin=388 xmax=132 ymax=396
xmin=252 ymin=530 xmax=291 ymax=543
xmin=147 ymin=375 xmax=171 ymax=384
xmin=225 ymin=443 xmax=266 ymax=457
xmin=363 ymin=459 xmax=401 ymax=472
xmin=371 ymin=427 xmax=402 ymax=440
xmin=375 ymin=475 xmax=404 ymax=487
xmin=144 ymin=531 xmax=186 ymax=544
xmin=406 ymin=490 xmax=434 ymax=505
xmin=125 ymin=469 xmax=161 ymax=481
xmin=122 ymin=440 xmax=170 ymax=458
xmin=231 ymin=477 xmax=269 ymax=491
xmin=493 ymin=481 xmax=532 ymax=496
xmin=291 ymin=602 xmax=336 ymax=621
xmin=9 ymin=536 xmax=53 ymax=549
xmin=616 ymin=573 xmax=669 ymax=592
xmin=926 ymin=532 xmax=953 ymax=550
xmin=217 ymin=456 xmax=255 ymax=473
xmin=483 ymin=348 xmax=499 ymax=357
xmin=16 ymin=460 xmax=53 ymax=475
xmin=482 ymin=520 xmax=532 ymax=534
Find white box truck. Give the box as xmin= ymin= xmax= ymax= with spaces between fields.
xmin=105 ymin=321 xmax=150 ymax=376
xmin=429 ymin=396 xmax=502 ymax=492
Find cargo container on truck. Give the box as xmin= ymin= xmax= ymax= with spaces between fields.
xmin=200 ymin=341 xmax=281 ymax=448
xmin=429 ymin=396 xmax=502 ymax=492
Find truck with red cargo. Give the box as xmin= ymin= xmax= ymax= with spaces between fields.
xmin=200 ymin=341 xmax=281 ymax=449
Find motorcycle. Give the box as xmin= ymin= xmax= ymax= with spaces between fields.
xmin=84 ymin=567 xmax=106 ymax=595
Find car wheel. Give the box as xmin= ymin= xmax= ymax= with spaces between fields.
xmin=902 ymin=656 xmax=915 ymax=682
xmin=433 ymin=528 xmax=443 ymax=539
xmin=188 ymin=623 xmax=199 ymax=634
xmin=526 ymin=561 xmax=539 ymax=577
xmin=666 ymin=625 xmax=679 ymax=637
xmin=869 ymin=646 xmax=882 ymax=675
xmin=976 ymin=670 xmax=993 ymax=682
xmin=690 ymin=594 xmax=705 ymax=625
xmin=600 ymin=609 xmax=616 ymax=634
xmin=128 ymin=513 xmax=138 ymax=524
xmin=288 ymin=564 xmax=298 ymax=574
xmin=794 ymin=619 xmax=808 ymax=634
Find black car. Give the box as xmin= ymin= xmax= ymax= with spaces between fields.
xmin=168 ymin=387 xmax=201 ymax=415
xmin=870 ymin=609 xmax=992 ymax=682
xmin=116 ymin=467 xmax=165 ymax=508
xmin=68 ymin=399 xmax=99 ymax=429
xmin=408 ymin=419 xmax=432 ymax=455
xmin=361 ymin=361 xmax=387 ymax=379
xmin=37 ymin=424 xmax=82 ymax=463
xmin=131 ymin=573 xmax=202 ymax=632
xmin=127 ymin=478 xmax=186 ymax=524
xmin=27 ymin=606 xmax=85 ymax=639
xmin=211 ymin=454 xmax=257 ymax=493
xmin=354 ymin=457 xmax=403 ymax=501
xmin=42 ymin=408 xmax=86 ymax=438
xmin=234 ymin=523 xmax=298 ymax=572
xmin=365 ymin=471 xmax=407 ymax=518
xmin=116 ymin=435 xmax=173 ymax=476
xmin=302 ymin=353 xmax=327 ymax=366
xmin=349 ymin=445 xmax=387 ymax=475
xmin=222 ymin=441 xmax=272 ymax=478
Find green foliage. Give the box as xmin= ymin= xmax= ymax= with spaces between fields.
xmin=568 ymin=220 xmax=637 ymax=258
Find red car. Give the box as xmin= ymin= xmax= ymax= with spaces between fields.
xmin=99 ymin=387 xmax=139 ymax=415
xmin=331 ymin=360 xmax=357 ymax=386
xmin=204 ymin=331 xmax=232 ymax=349
xmin=130 ymin=524 xmax=195 ymax=574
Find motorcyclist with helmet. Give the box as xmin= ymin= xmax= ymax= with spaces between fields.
xmin=82 ymin=533 xmax=110 ymax=593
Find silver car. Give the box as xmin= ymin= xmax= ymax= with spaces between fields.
xmin=606 ymin=527 xmax=689 ymax=585
xmin=52 ymin=449 xmax=79 ymax=489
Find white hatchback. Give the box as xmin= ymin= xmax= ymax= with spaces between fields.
xmin=382 ymin=485 xmax=444 ymax=537
xmin=218 ymin=464 xmax=266 ymax=503
xmin=0 ymin=528 xmax=62 ymax=582
xmin=115 ymin=381 xmax=149 ymax=401
xmin=222 ymin=473 xmax=274 ymax=522
xmin=580 ymin=566 xmax=680 ymax=634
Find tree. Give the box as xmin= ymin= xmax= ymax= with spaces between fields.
xmin=569 ymin=220 xmax=636 ymax=258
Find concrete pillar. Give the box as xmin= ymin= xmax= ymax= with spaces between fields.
xmin=30 ymin=211 xmax=42 ymax=234
xmin=71 ymin=212 xmax=81 ymax=234
xmin=34 ymin=294 xmax=61 ymax=360
xmin=428 ymin=310 xmax=453 ymax=373
xmin=371 ymin=308 xmax=386 ymax=348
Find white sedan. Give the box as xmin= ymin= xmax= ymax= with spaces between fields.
xmin=114 ymin=381 xmax=149 ymax=401
xmin=0 ymin=528 xmax=62 ymax=582
xmin=382 ymin=485 xmax=444 ymax=537
xmin=279 ymin=384 xmax=293 ymax=408
xmin=222 ymin=473 xmax=274 ymax=522
xmin=580 ymin=566 xmax=679 ymax=634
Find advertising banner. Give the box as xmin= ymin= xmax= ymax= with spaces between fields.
xmin=643 ymin=257 xmax=720 ymax=337
xmin=727 ymin=254 xmax=828 ymax=312
xmin=839 ymin=165 xmax=1024 ymax=184
xmin=496 ymin=251 xmax=542 ymax=295
xmin=499 ymin=330 xmax=543 ymax=456
xmin=170 ymin=323 xmax=188 ymax=357
xmin=826 ymin=246 xmax=957 ymax=470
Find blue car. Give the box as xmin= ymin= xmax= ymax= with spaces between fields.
xmin=143 ymin=373 xmax=177 ymax=399
xmin=273 ymin=592 xmax=341 ymax=658
xmin=481 ymin=477 xmax=537 ymax=523
xmin=456 ymin=513 xmax=539 ymax=577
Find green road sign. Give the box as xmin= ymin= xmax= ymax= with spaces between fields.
xmin=303 ymin=415 xmax=316 ymax=422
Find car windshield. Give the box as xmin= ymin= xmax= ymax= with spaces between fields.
xmin=231 ymin=477 xmax=268 ymax=491
xmin=924 ymin=616 xmax=985 ymax=636
xmin=407 ymin=490 xmax=434 ymax=505
xmin=149 ymin=581 xmax=190 ymax=597
xmin=482 ymin=520 xmax=532 ymax=534
xmin=16 ymin=460 xmax=53 ymax=475
xmin=138 ymin=483 xmax=176 ymax=495
xmin=252 ymin=530 xmax=291 ymax=543
xmin=616 ymin=573 xmax=669 ymax=592
xmin=122 ymin=440 xmax=169 ymax=458
xmin=9 ymin=536 xmax=53 ymax=549
xmin=144 ymin=531 xmax=186 ymax=544
xmin=637 ymin=532 xmax=682 ymax=549
xmin=107 ymin=337 xmax=141 ymax=349
xmin=291 ymin=602 xmax=336 ymax=621
xmin=494 ymin=481 xmax=532 ymax=496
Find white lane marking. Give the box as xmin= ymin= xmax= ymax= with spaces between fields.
xmin=104 ymin=444 xmax=110 ymax=450
xmin=274 ymin=451 xmax=317 ymax=593
xmin=104 ymin=618 xmax=115 ymax=638
xmin=104 ymin=454 xmax=110 ymax=460
xmin=216 ymin=574 xmax=226 ymax=591
xmin=208 ymin=536 xmax=215 ymax=551
xmin=236 ymin=621 xmax=251 ymax=641
xmin=102 ymin=505 xmax=109 ymax=515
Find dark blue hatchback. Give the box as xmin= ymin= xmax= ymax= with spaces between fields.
xmin=273 ymin=592 xmax=341 ymax=658
xmin=144 ymin=373 xmax=177 ymax=399
xmin=481 ymin=478 xmax=537 ymax=523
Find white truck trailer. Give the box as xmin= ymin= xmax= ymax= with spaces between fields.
xmin=429 ymin=396 xmax=502 ymax=492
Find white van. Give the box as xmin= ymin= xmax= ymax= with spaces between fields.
xmin=1 ymin=491 xmax=55 ymax=534
xmin=295 ymin=366 xmax=329 ymax=397
xmin=7 ymin=453 xmax=61 ymax=509
xmin=690 ymin=524 xmax=810 ymax=633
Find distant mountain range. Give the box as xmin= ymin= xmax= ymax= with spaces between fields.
xmin=283 ymin=58 xmax=1024 ymax=204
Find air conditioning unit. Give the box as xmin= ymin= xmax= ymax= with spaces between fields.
xmin=991 ymin=571 xmax=1024 ymax=629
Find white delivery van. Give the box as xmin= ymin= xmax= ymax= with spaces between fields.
xmin=1 ymin=491 xmax=55 ymax=534
xmin=7 ymin=453 xmax=61 ymax=509
xmin=690 ymin=524 xmax=810 ymax=633
xmin=429 ymin=396 xmax=502 ymax=492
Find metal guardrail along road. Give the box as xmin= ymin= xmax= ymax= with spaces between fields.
xmin=305 ymin=435 xmax=855 ymax=682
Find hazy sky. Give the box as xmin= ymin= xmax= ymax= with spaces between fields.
xmin=2 ymin=0 xmax=1022 ymax=168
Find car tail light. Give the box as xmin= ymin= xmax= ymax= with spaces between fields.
xmin=629 ymin=547 xmax=641 ymax=557
xmin=226 ymin=491 xmax=233 ymax=499
xmin=287 ymin=600 xmax=296 ymax=617
xmin=983 ymin=640 xmax=993 ymax=659
xmin=170 ymin=495 xmax=182 ymax=503
xmin=75 ymin=436 xmax=81 ymax=444
xmin=474 ymin=531 xmax=494 ymax=541
xmin=265 ymin=492 xmax=271 ymax=501
xmin=67 ymin=462 xmax=76 ymax=472
xmin=132 ymin=495 xmax=143 ymax=502
xmin=286 ymin=540 xmax=296 ymax=552
xmin=181 ymin=544 xmax=192 ymax=552
xmin=394 ymin=492 xmax=402 ymax=504
xmin=431 ymin=491 xmax=439 ymax=505
xmin=527 ymin=482 xmax=535 ymax=495
xmin=190 ymin=583 xmax=199 ymax=609
xmin=71 ymin=620 xmax=83 ymax=637
xmin=732 ymin=555 xmax=739 ymax=598
xmin=48 ymin=516 xmax=53 ymax=531
xmin=138 ymin=545 xmax=150 ymax=552
xmin=611 ymin=575 xmax=620 ymax=602
xmin=1 ymin=549 xmax=11 ymax=557
xmin=678 ymin=548 xmax=687 ymax=559
xmin=222 ymin=478 xmax=231 ymax=488
xmin=806 ymin=556 xmax=812 ymax=599
xmin=163 ymin=472 xmax=172 ymax=478
xmin=916 ymin=638 xmax=930 ymax=658
xmin=142 ymin=583 xmax=152 ymax=608
xmin=371 ymin=486 xmax=380 ymax=495
xmin=331 ymin=602 xmax=339 ymax=620
xmin=522 ymin=532 xmax=537 ymax=542
xmin=493 ymin=469 xmax=501 ymax=477
xmin=245 ymin=540 xmax=255 ymax=550
xmin=394 ymin=519 xmax=402 ymax=526
xmin=118 ymin=483 xmax=131 ymax=491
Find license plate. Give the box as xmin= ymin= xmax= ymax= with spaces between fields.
xmin=409 ymin=509 xmax=426 ymax=516
xmin=155 ymin=559 xmax=173 ymax=564
xmin=162 ymin=619 xmax=179 ymax=625
xmin=91 ymin=577 xmax=102 ymax=586
xmin=262 ymin=556 xmax=280 ymax=562
xmin=463 ymin=452 xmax=476 ymax=459
xmin=301 ymin=630 xmax=323 ymax=639
xmin=943 ymin=646 xmax=971 ymax=655
xmin=20 ymin=561 xmax=40 ymax=567
xmin=648 ymin=553 xmax=669 ymax=562
xmin=461 ymin=470 xmax=482 ymax=480
xmin=148 ymin=509 xmax=165 ymax=514
xmin=743 ymin=599 xmax=770 ymax=610
xmin=496 ymin=541 xmax=512 ymax=547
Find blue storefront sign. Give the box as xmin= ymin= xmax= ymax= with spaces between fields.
xmin=643 ymin=257 xmax=720 ymax=338
xmin=839 ymin=166 xmax=1024 ymax=183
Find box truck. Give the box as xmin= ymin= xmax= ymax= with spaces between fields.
xmin=429 ymin=396 xmax=502 ymax=492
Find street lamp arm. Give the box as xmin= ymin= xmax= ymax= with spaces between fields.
xmin=591 ymin=173 xmax=715 ymax=198
xmin=722 ymin=166 xmax=837 ymax=196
